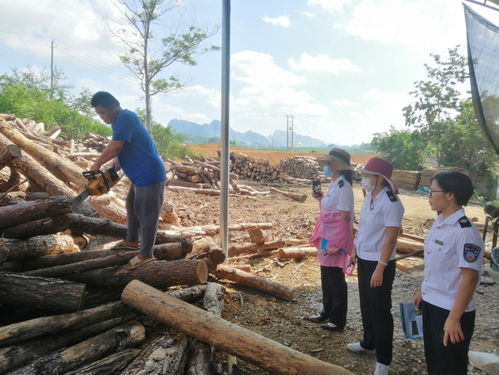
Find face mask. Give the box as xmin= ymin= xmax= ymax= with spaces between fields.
xmin=361 ymin=176 xmax=375 ymax=192
xmin=323 ymin=166 xmax=333 ymax=177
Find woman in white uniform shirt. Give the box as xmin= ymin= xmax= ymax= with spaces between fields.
xmin=347 ymin=157 xmax=404 ymax=375
xmin=413 ymin=171 xmax=483 ymax=375
xmin=307 ymin=149 xmax=354 ymax=332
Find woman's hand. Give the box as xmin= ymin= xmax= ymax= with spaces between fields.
xmin=370 ymin=266 xmax=384 ymax=288
xmin=443 ymin=316 xmax=465 ymax=346
xmin=413 ymin=287 xmax=422 ymax=310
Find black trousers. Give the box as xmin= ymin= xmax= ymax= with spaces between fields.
xmin=357 ymin=258 xmax=396 ymax=366
xmin=422 ymin=301 xmax=475 ymax=375
xmin=320 ymin=266 xmax=347 ymax=328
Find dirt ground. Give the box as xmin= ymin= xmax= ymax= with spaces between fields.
xmin=160 ymin=180 xmax=498 ymax=375
xmin=187 ymin=143 xmax=375 ymax=165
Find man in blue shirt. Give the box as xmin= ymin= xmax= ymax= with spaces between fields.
xmin=90 ymin=91 xmax=166 ymax=269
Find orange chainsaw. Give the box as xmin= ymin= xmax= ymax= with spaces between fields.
xmin=70 ymin=167 xmax=122 ymax=208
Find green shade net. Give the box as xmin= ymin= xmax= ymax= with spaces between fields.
xmin=464 ymin=4 xmax=499 ymax=154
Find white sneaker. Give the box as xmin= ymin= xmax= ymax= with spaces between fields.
xmin=346 ymin=342 xmax=374 ymax=354
xmin=374 ymin=362 xmax=390 ymax=375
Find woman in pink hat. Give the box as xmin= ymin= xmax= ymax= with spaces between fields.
xmin=346 ymin=157 xmax=404 ymax=375
xmin=307 ymin=149 xmax=355 ymax=332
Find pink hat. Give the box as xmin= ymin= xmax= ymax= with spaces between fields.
xmin=361 ymin=157 xmax=399 ymax=194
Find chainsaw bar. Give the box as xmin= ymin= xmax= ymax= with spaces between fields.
xmin=70 ymin=189 xmax=92 ymax=208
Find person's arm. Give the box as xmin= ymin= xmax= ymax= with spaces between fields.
xmin=370 ymin=226 xmax=399 ymax=288
xmin=90 ymin=140 xmax=125 ymax=173
xmin=443 ymin=268 xmax=479 ymax=346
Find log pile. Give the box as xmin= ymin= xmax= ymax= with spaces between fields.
xmin=279 ymin=156 xmax=321 ymax=180
xmin=230 ymin=152 xmax=283 ymax=183
xmin=392 ymin=169 xmax=421 ymax=191
xmin=419 ymin=167 xmax=469 ymax=187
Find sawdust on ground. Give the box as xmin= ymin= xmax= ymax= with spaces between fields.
xmin=158 ymin=180 xmax=497 ymax=375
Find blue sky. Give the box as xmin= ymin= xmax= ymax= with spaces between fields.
xmin=1 ymin=0 xmax=498 ymax=145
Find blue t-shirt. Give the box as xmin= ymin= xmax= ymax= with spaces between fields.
xmin=112 ymin=110 xmax=166 ymax=186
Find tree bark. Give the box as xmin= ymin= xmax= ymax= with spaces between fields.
xmin=214 ymin=264 xmax=294 ymax=301
xmin=270 ymin=187 xmax=307 ymax=202
xmin=1 ymin=234 xmax=78 ymax=262
xmin=2 ymin=213 xmax=192 ymax=253
xmin=23 ymin=244 xmax=186 ymax=278
xmin=62 ymin=349 xmax=140 ymax=375
xmin=0 ymin=301 xmax=130 ymax=347
xmin=228 ymin=239 xmax=307 ymax=257
xmin=396 ymin=238 xmax=424 ymax=253
xmin=163 ymin=222 xmax=273 ymax=238
xmin=277 ymin=247 xmax=317 ymax=260
xmin=9 ymin=321 xmax=145 ymax=375
xmin=11 ymin=243 xmax=185 ymax=272
xmin=121 ymin=335 xmax=191 ymax=375
xmin=0 ymin=272 xmax=86 ymax=312
xmin=185 ymin=283 xmax=225 ymax=375
xmin=121 ymin=280 xmax=354 ymax=375
xmin=0 ymin=120 xmax=87 ymax=188
xmin=0 ymin=144 xmax=21 ymax=170
xmin=0 ymin=196 xmax=70 ymax=230
xmin=65 ymin=259 xmax=208 ymax=289
xmin=0 ymin=315 xmax=133 ymax=374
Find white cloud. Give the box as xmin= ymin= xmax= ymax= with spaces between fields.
xmin=288 ymin=52 xmax=361 ymax=74
xmin=307 ymin=0 xmax=352 ymax=13
xmin=0 ymin=0 xmax=129 ymax=67
xmin=262 ymin=15 xmax=291 ymax=28
xmin=173 ymin=85 xmax=221 ymax=109
xmin=341 ymin=0 xmax=464 ymax=52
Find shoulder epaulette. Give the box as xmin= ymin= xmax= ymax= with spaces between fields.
xmin=386 ymin=190 xmax=397 ymax=202
xmin=338 ymin=180 xmax=344 ymax=188
xmin=458 ymin=216 xmax=472 ymax=228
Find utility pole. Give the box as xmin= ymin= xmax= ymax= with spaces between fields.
xmin=50 ymin=40 xmax=54 ymax=98
xmin=286 ymin=114 xmax=294 ymax=151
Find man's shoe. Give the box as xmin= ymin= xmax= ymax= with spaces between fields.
xmin=346 ymin=342 xmax=374 ymax=354
xmin=374 ymin=362 xmax=390 ymax=375
xmin=303 ymin=314 xmax=327 ymax=323
xmin=320 ymin=322 xmax=343 ymax=331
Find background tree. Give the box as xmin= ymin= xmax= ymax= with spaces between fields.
xmin=371 ymin=127 xmax=428 ymax=170
xmin=112 ymin=0 xmax=219 ymax=132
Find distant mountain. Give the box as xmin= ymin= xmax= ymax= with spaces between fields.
xmin=167 ymin=119 xmax=327 ymax=148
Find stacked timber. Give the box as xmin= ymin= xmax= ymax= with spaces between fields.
xmin=419 ymin=167 xmax=469 ymax=188
xmin=279 ymin=156 xmax=321 ymax=180
xmin=392 ymin=170 xmax=421 ymax=191
xmin=230 ymin=152 xmax=283 ymax=183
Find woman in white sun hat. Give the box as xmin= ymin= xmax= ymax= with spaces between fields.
xmin=346 ymin=157 xmax=404 ymax=375
xmin=306 ymin=149 xmax=354 ymax=333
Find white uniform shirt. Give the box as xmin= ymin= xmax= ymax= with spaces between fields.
xmin=320 ymin=175 xmax=354 ymax=215
xmin=355 ymin=187 xmax=404 ymax=261
xmin=422 ymin=208 xmax=484 ymax=312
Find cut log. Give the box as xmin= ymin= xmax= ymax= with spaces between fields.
xmin=168 ymin=185 xmax=221 ymax=195
xmin=0 ymin=120 xmax=87 ymax=188
xmin=121 ymin=280 xmax=353 ymax=375
xmin=0 ymin=272 xmax=86 ymax=312
xmin=277 ymin=247 xmax=317 ymax=260
xmin=0 ymin=144 xmax=21 ymax=170
xmin=0 ymin=243 xmax=8 ymax=265
xmin=270 ymin=187 xmax=307 ymax=202
xmin=0 ymin=166 xmax=22 ymax=192
xmin=0 ymin=301 xmax=130 ymax=346
xmin=64 ymin=259 xmax=208 ymax=289
xmin=394 ymin=249 xmax=424 ymax=261
xmin=2 ymin=213 xmax=192 ymax=252
xmin=0 ymin=315 xmax=133 ymax=374
xmin=399 ymin=232 xmax=425 ymax=243
xmin=9 ymin=321 xmax=145 ymax=375
xmin=185 ymin=283 xmax=225 ymax=375
xmin=228 ymin=239 xmax=307 ymax=257
xmin=2 ymin=234 xmax=78 ymax=262
xmin=121 ymin=335 xmax=191 ymax=375
xmin=188 ymin=237 xmax=225 ymax=271
xmin=396 ymin=238 xmax=424 ymax=253
xmin=11 ymin=243 xmax=185 ymax=271
xmin=214 ymin=264 xmax=294 ymax=301
xmin=62 ymin=349 xmax=140 ymax=375
xmin=248 ymin=228 xmax=269 ymax=245
xmin=0 ymin=196 xmax=70 ymax=230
